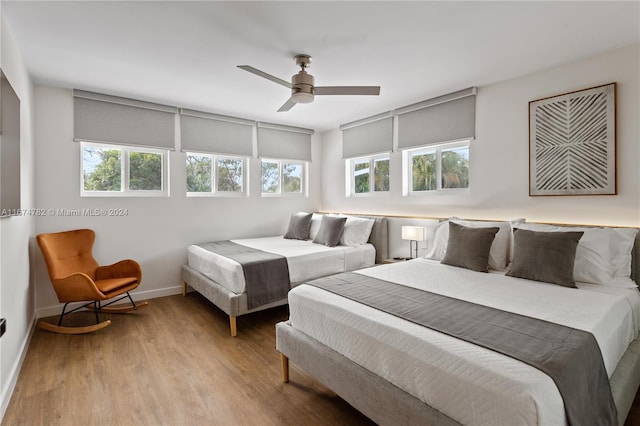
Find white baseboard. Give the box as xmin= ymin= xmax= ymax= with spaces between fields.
xmin=35 ymin=284 xmax=184 ymax=319
xmin=1 ymin=315 xmax=36 ymax=422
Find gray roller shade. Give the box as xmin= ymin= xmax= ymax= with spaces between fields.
xmin=257 ymin=122 xmax=313 ymax=162
xmin=340 ymin=112 xmax=393 ymax=159
xmin=74 ymin=90 xmax=177 ymax=149
xmin=180 ymin=109 xmax=254 ymax=156
xmin=397 ymin=87 xmax=476 ymax=149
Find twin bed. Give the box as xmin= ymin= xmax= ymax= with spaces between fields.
xmin=181 ymin=214 xmax=388 ymax=336
xmin=182 ymin=213 xmax=640 ymax=425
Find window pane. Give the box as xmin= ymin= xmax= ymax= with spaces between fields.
xmin=261 ymin=161 xmax=280 ymax=193
xmin=217 ymin=158 xmax=243 ymax=192
xmin=282 ymin=163 xmax=302 ymax=193
xmin=412 ymin=152 xmax=436 ymax=191
xmin=129 ymin=151 xmax=162 ymax=190
xmin=186 ymin=155 xmax=212 ymax=192
xmin=83 ymin=146 xmax=122 ymax=191
xmin=354 ymin=160 xmax=370 ymax=194
xmin=441 ymin=147 xmax=469 ymax=189
xmin=373 ymin=158 xmax=389 ymax=192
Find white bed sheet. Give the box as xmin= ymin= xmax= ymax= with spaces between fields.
xmin=187 ymin=236 xmax=375 ymax=294
xmin=288 ymin=258 xmax=640 ymax=426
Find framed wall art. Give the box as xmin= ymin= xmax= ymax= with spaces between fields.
xmin=529 ymin=83 xmax=616 ymax=196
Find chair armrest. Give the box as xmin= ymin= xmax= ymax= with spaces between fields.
xmin=52 ymin=273 xmax=104 ymax=302
xmin=95 ymin=259 xmax=142 ymax=283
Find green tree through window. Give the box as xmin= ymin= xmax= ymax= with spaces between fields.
xmin=129 ymin=152 xmax=162 ymax=190
xmin=218 ymin=158 xmax=243 ymax=192
xmin=412 ymin=153 xmax=436 ymax=191
xmin=83 ymin=147 xmax=122 ymax=191
xmin=186 ymin=155 xmax=212 ymax=192
xmin=409 ymin=142 xmax=469 ymax=192
xmin=283 ymin=163 xmax=302 ymax=193
xmin=261 ymin=161 xmax=280 ymax=193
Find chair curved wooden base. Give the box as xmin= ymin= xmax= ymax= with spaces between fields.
xmin=38 ymin=319 xmax=112 ymax=335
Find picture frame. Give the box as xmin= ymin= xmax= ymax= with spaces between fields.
xmin=529 ymin=83 xmax=616 ymax=196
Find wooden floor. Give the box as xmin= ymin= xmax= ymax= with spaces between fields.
xmin=3 ymin=293 xmax=640 ymax=426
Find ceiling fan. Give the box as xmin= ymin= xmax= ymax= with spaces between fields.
xmin=238 ymin=54 xmax=380 ymax=112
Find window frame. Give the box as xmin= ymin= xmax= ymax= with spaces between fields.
xmin=260 ymin=158 xmax=307 ymax=197
xmin=347 ymin=153 xmax=390 ymax=197
xmin=185 ymin=151 xmax=248 ymax=197
xmin=403 ymin=139 xmax=470 ymax=196
xmin=80 ymin=141 xmax=168 ymax=197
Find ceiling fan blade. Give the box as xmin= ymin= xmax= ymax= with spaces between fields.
xmin=237 ymin=65 xmax=292 ymax=89
xmin=315 ymin=86 xmax=380 ymax=96
xmin=277 ymin=97 xmax=297 ymax=112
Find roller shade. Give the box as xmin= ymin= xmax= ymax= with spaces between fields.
xmin=340 ymin=112 xmax=393 ymax=159
xmin=73 ymin=90 xmax=177 ymax=149
xmin=257 ymin=122 xmax=313 ymax=161
xmin=397 ymin=87 xmax=476 ymax=149
xmin=180 ymin=109 xmax=254 ymax=156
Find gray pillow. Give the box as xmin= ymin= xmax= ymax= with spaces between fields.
xmin=506 ymin=228 xmax=584 ymax=288
xmin=284 ymin=212 xmax=313 ymax=240
xmin=313 ymin=216 xmax=347 ymax=247
xmin=441 ymin=222 xmax=499 ymax=272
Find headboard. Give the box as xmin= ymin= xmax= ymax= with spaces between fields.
xmin=632 ymin=232 xmax=639 ymax=285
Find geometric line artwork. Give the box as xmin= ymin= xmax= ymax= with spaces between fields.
xmin=529 ymin=83 xmax=616 ymax=195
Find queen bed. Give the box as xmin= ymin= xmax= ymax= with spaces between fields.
xmin=181 ymin=213 xmax=388 ymax=336
xmin=276 ymin=220 xmax=640 ymax=425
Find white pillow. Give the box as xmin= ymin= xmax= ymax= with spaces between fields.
xmin=340 ymin=216 xmax=375 ymax=246
xmin=309 ymin=213 xmax=323 ymax=240
xmin=609 ymin=228 xmax=638 ymax=278
xmin=514 ymin=223 xmax=618 ymax=285
xmin=424 ymin=220 xmax=449 ymax=261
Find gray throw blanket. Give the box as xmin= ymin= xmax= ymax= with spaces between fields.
xmin=197 ymin=241 xmax=290 ymax=309
xmin=307 ymin=272 xmax=617 ymax=426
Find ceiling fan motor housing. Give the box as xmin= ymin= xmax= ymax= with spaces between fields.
xmin=291 ymin=71 xmax=315 ymax=103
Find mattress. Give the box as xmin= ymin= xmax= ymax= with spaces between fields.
xmin=288 ymin=258 xmax=640 ymax=426
xmin=187 ymin=236 xmax=375 ymax=294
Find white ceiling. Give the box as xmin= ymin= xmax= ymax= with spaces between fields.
xmin=2 ymin=1 xmax=639 ymax=132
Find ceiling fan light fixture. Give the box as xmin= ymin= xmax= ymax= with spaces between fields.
xmin=291 ymin=91 xmax=314 ymax=104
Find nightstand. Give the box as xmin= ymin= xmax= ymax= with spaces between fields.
xmin=382 ymin=257 xmax=408 ymax=264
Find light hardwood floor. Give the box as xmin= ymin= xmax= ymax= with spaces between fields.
xmin=3 ymin=293 xmax=640 ymax=425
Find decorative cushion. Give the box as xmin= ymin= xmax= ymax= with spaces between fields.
xmin=441 ymin=222 xmax=499 ymax=272
xmin=313 ymin=215 xmax=347 ymax=247
xmin=283 ymin=212 xmax=313 ymax=240
xmin=506 ymin=229 xmax=584 ymax=288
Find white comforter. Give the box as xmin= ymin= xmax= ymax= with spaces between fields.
xmin=288 ymin=258 xmax=640 ymax=426
xmin=187 ymin=236 xmax=375 ymax=294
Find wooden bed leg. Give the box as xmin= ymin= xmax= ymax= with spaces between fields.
xmin=229 ymin=316 xmax=237 ymax=337
xmin=182 ymin=281 xmax=187 ymax=296
xmin=281 ymin=353 xmax=289 ymax=383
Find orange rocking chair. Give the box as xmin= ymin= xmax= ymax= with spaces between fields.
xmin=36 ymin=229 xmax=148 ymax=334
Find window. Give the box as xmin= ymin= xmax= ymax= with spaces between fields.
xmin=186 ymin=152 xmax=246 ymax=196
xmin=81 ymin=142 xmax=167 ymax=196
xmin=261 ymin=159 xmax=305 ymax=196
xmin=348 ymin=154 xmax=390 ymax=196
xmin=405 ymin=140 xmax=469 ymax=194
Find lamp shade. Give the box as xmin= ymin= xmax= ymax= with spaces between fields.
xmin=401 ymin=226 xmax=425 ymax=242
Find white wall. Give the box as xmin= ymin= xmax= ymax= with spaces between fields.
xmin=0 ymin=9 xmax=36 ymax=419
xmin=33 ymin=86 xmax=322 ymax=315
xmin=321 ymin=44 xmax=640 ymax=227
